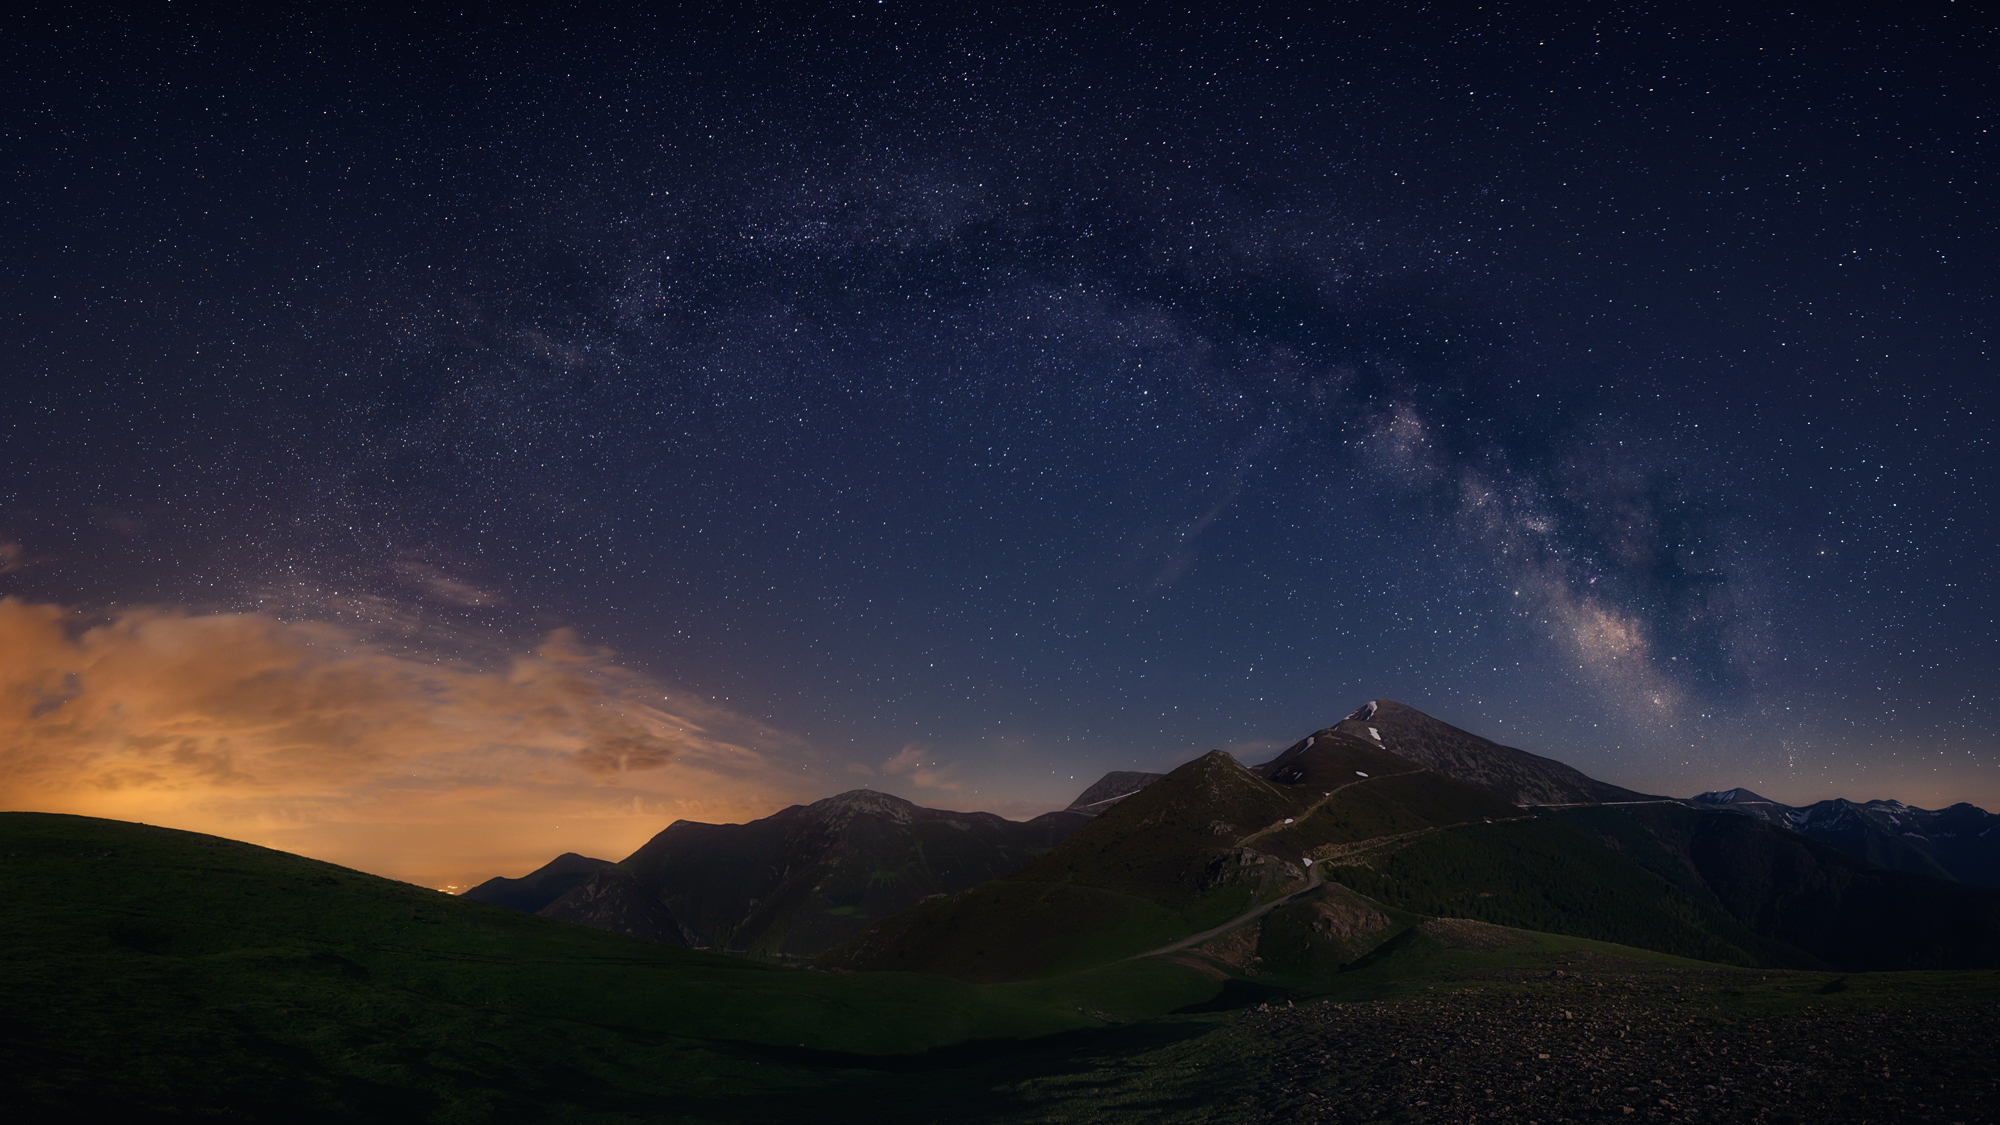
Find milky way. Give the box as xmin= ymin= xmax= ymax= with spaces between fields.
xmin=4 ymin=3 xmax=1996 ymax=881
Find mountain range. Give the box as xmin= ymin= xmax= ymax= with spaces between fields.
xmin=22 ymin=697 xmax=2000 ymax=1121
xmin=467 ymin=699 xmax=2000 ymax=980
xmin=816 ymin=700 xmax=2000 ymax=978
xmin=465 ymin=779 xmax=1159 ymax=955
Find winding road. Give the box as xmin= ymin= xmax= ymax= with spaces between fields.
xmin=1131 ymin=860 xmax=1325 ymax=959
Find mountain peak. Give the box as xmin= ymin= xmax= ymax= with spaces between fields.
xmin=459 ymin=851 xmax=614 ymax=913
xmin=1326 ymin=698 xmax=1654 ymax=807
xmin=1693 ymin=788 xmax=1781 ymax=807
xmin=1066 ymin=771 xmax=1166 ymax=814
xmin=805 ymin=789 xmax=919 ymax=827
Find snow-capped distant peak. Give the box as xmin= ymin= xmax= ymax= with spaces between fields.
xmin=1694 ymin=788 xmax=1773 ymax=806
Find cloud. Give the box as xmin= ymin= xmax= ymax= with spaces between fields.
xmin=0 ymin=598 xmax=826 ymax=888
xmin=391 ymin=558 xmax=507 ymax=607
xmin=881 ymin=742 xmax=959 ymax=790
xmin=0 ymin=539 xmax=26 ymax=576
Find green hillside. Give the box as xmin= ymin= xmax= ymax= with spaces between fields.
xmin=12 ymin=808 xmax=2000 ymax=1124
xmin=822 ymin=745 xmax=1525 ymax=982
xmin=1319 ymin=815 xmax=1776 ymax=967
xmin=0 ymin=812 xmax=1161 ymax=1122
xmin=821 ymin=752 xmax=1311 ymax=980
xmin=1565 ymin=802 xmax=2000 ymax=970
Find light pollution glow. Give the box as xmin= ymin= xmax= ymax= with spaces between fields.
xmin=0 ymin=597 xmax=829 ymax=889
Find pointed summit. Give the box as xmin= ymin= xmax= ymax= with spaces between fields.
xmin=460 ymin=851 xmax=614 ymax=913
xmin=1319 ymin=698 xmax=1656 ymax=807
xmin=1066 ymin=771 xmax=1166 ymax=815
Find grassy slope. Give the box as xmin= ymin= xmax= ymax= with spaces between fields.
xmin=1263 ymin=770 xmax=1522 ymax=861
xmin=1582 ymin=802 xmax=2000 ymax=970
xmin=819 ymin=751 xmax=1315 ymax=980
xmin=1322 ymin=815 xmax=1773 ymax=967
xmin=819 ymin=753 xmax=1625 ymax=984
xmin=0 ymin=812 xmax=1182 ymax=1123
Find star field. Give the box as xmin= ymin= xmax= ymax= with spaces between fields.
xmin=3 ymin=1 xmax=1996 ymax=882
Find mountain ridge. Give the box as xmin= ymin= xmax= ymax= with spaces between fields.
xmin=461 ymin=851 xmax=613 ymax=913
xmin=821 ymin=700 xmax=2000 ymax=982
xmin=1689 ymin=787 xmax=2000 ymax=887
xmin=463 ymin=785 xmax=1127 ymax=955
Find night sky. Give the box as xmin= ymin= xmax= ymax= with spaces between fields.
xmin=4 ymin=1 xmax=1996 ymax=888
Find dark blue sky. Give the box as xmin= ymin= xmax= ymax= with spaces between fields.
xmin=5 ymin=0 xmax=1996 ymax=837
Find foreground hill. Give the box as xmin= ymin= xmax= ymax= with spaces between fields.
xmin=1691 ymin=787 xmax=2000 ymax=887
xmin=11 ymin=795 xmax=2000 ymax=1121
xmin=0 ymin=810 xmax=1217 ymax=1122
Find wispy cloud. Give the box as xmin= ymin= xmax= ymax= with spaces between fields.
xmin=391 ymin=557 xmax=507 ymax=608
xmin=881 ymin=742 xmax=959 ymax=790
xmin=0 ymin=598 xmax=826 ymax=887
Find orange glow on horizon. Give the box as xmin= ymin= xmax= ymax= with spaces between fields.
xmin=0 ymin=597 xmax=829 ymax=888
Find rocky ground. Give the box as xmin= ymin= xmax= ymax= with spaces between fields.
xmin=1210 ymin=969 xmax=2000 ymax=1124
xmin=913 ymin=958 xmax=2000 ymax=1124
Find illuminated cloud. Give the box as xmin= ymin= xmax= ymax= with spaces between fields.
xmin=0 ymin=598 xmax=826 ymax=888
xmin=881 ymin=742 xmax=959 ymax=791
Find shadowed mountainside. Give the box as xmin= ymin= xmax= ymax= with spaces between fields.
xmin=624 ymin=789 xmax=1091 ymax=955
xmin=466 ymin=788 xmax=1102 ymax=955
xmin=538 ymin=865 xmax=689 ymax=945
xmin=460 ymin=851 xmax=612 ymax=913
xmin=1563 ymin=801 xmax=2000 ymax=971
